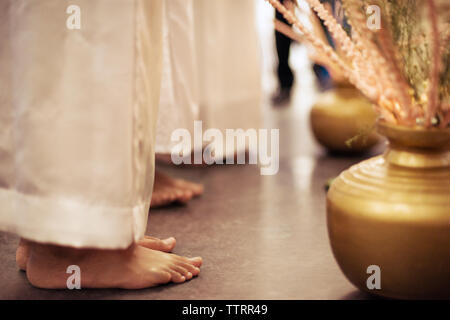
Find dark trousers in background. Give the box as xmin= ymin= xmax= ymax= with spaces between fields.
xmin=275 ymin=5 xmax=294 ymax=90
xmin=274 ymin=1 xmax=333 ymax=93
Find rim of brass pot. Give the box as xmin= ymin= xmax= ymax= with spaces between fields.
xmin=376 ymin=120 xmax=450 ymax=168
xmin=376 ymin=120 xmax=450 ymax=149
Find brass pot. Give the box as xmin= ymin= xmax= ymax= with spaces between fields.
xmin=310 ymin=87 xmax=379 ymax=153
xmin=327 ymin=121 xmax=450 ymax=299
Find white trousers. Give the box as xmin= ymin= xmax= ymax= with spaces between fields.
xmin=155 ymin=0 xmax=199 ymax=154
xmin=155 ymin=0 xmax=262 ymax=157
xmin=194 ymin=0 xmax=262 ymax=156
xmin=0 ymin=0 xmax=163 ymax=249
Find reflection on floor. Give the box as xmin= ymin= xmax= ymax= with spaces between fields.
xmin=0 ymin=101 xmax=382 ymax=299
xmin=0 ymin=1 xmax=384 ymax=299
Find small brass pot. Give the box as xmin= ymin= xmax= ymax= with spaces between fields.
xmin=327 ymin=121 xmax=450 ymax=299
xmin=310 ymin=87 xmax=379 ymax=153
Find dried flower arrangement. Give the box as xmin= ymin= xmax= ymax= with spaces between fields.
xmin=267 ymin=0 xmax=450 ymax=128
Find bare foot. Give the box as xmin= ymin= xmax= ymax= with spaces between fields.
xmin=26 ymin=242 xmax=202 ymax=289
xmin=151 ymin=170 xmax=204 ymax=208
xmin=16 ymin=239 xmax=31 ymax=271
xmin=137 ymin=235 xmax=176 ymax=252
xmin=16 ymin=235 xmax=177 ymax=271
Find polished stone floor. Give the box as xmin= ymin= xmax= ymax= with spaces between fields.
xmin=0 ymin=89 xmax=384 ymax=300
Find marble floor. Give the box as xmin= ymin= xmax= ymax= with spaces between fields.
xmin=0 ymin=74 xmax=385 ymax=300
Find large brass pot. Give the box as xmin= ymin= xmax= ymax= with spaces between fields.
xmin=310 ymin=87 xmax=379 ymax=153
xmin=327 ymin=121 xmax=450 ymax=299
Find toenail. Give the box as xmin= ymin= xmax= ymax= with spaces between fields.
xmin=163 ymin=238 xmax=175 ymax=245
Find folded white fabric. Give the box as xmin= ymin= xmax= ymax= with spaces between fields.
xmin=155 ymin=0 xmax=199 ymax=155
xmin=0 ymin=0 xmax=163 ymax=249
xmin=194 ymin=0 xmax=262 ymax=157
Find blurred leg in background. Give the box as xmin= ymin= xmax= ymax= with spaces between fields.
xmin=153 ymin=0 xmax=203 ymax=209
xmin=272 ymin=0 xmax=294 ymax=106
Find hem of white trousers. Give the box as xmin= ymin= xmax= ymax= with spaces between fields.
xmin=0 ymin=187 xmax=147 ymax=249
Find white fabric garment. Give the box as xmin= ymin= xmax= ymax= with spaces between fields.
xmin=155 ymin=0 xmax=199 ymax=154
xmin=0 ymin=0 xmax=163 ymax=249
xmin=155 ymin=0 xmax=261 ymax=157
xmin=194 ymin=0 xmax=262 ymax=156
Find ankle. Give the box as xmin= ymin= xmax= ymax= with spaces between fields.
xmin=26 ymin=242 xmax=133 ymax=289
xmin=30 ymin=242 xmax=90 ymax=261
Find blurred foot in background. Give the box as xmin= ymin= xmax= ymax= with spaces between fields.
xmin=150 ymin=170 xmax=203 ymax=208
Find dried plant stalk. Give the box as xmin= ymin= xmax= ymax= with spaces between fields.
xmin=266 ymin=0 xmax=450 ymax=128
xmin=426 ymin=0 xmax=441 ymax=126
